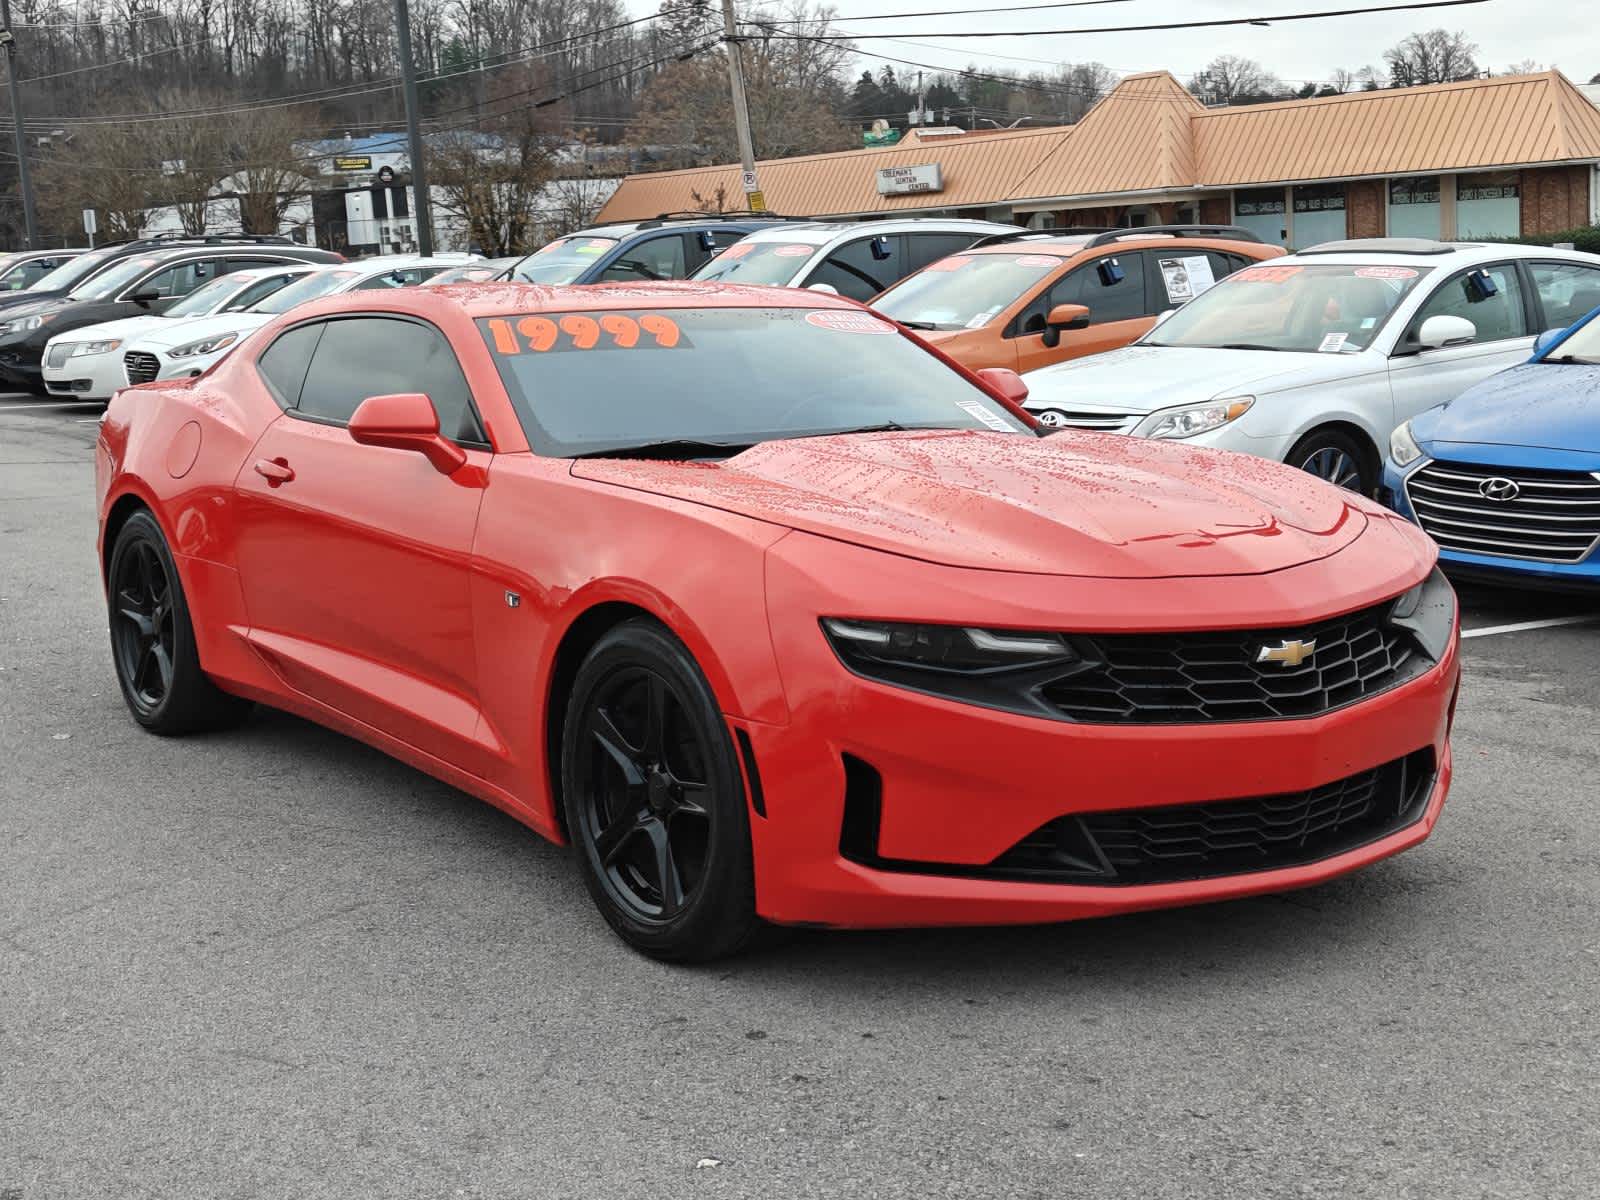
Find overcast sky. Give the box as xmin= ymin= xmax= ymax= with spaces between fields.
xmin=706 ymin=0 xmax=1595 ymax=91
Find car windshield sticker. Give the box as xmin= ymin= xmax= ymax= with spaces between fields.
xmin=965 ymin=310 xmax=997 ymax=329
xmin=1355 ymin=266 xmax=1419 ymax=280
xmin=1235 ymin=265 xmax=1303 ymax=284
xmin=1360 ymin=316 xmax=1379 ymax=329
xmin=574 ymin=240 xmax=610 ymax=255
xmin=485 ymin=313 xmax=685 ymax=354
xmin=774 ymin=244 xmax=815 ymax=257
xmin=1158 ymin=255 xmax=1216 ymax=303
xmin=1013 ymin=255 xmax=1057 ymax=268
xmin=718 ymin=243 xmax=755 ymax=259
xmin=924 ymin=256 xmax=972 ymax=272
xmin=1318 ymin=331 xmax=1349 ymax=353
xmin=957 ymin=400 xmax=1014 ymax=431
xmin=804 ymin=310 xmax=895 ymax=334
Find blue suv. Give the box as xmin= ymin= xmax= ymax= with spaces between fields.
xmin=507 ymin=214 xmax=794 ymax=285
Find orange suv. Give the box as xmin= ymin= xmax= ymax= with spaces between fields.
xmin=871 ymin=226 xmax=1284 ymax=373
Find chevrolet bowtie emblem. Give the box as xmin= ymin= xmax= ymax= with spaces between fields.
xmin=1257 ymin=638 xmax=1317 ymax=668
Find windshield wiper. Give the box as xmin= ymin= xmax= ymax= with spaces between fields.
xmin=894 ymin=319 xmax=938 ymax=330
xmin=816 ymin=422 xmax=910 ymax=435
xmin=1215 ymin=343 xmax=1284 ymax=352
xmin=573 ymin=438 xmax=755 ymax=461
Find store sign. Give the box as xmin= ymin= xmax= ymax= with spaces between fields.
xmin=876 ymin=164 xmax=943 ymax=196
xmin=334 ymin=155 xmax=374 ymax=172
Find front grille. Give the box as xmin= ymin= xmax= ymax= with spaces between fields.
xmin=44 ymin=343 xmax=69 ymax=369
xmin=988 ymin=749 xmax=1436 ymax=886
xmin=1040 ymin=408 xmax=1138 ymax=431
xmin=1405 ymin=460 xmax=1600 ymax=564
xmin=123 ymin=351 xmax=159 ymax=385
xmin=1042 ymin=601 xmax=1425 ymax=724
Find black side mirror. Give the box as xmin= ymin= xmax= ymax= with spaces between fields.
xmin=128 ymin=289 xmax=161 ymax=306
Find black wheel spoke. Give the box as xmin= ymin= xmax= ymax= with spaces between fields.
xmin=643 ymin=817 xmax=685 ymax=916
xmin=595 ymin=806 xmax=645 ymax=866
xmin=592 ymin=707 xmax=645 ymax=788
xmin=671 ymin=781 xmax=710 ymax=819
xmin=151 ymin=642 xmax=174 ymax=693
xmin=643 ymin=673 xmax=668 ymax=759
xmin=119 ymin=604 xmax=154 ymax=639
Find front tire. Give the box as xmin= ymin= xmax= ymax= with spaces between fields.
xmin=561 ymin=618 xmax=761 ymax=962
xmin=107 ymin=510 xmax=253 ymax=735
xmin=1288 ymin=428 xmax=1374 ymax=494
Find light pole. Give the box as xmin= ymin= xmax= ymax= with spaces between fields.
xmin=393 ymin=0 xmax=433 ymax=255
xmin=718 ymin=0 xmax=763 ymax=212
xmin=0 ymin=0 xmax=38 ymax=248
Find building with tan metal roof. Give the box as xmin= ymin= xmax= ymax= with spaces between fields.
xmin=596 ymin=69 xmax=1600 ymax=248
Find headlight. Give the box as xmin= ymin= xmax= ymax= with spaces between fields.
xmin=168 ymin=332 xmax=238 ymax=359
xmin=1131 ymin=396 xmax=1254 ymax=440
xmin=1389 ymin=419 xmax=1425 ymax=468
xmin=821 ymin=618 xmax=1092 ymax=715
xmin=3 ymin=313 xmax=54 ymax=334
xmin=70 ymin=339 xmax=121 ymax=356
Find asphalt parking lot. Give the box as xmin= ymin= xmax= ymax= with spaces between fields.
xmin=3 ymin=394 xmax=1598 ymax=1200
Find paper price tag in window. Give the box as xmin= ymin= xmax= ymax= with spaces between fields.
xmin=957 ymin=400 xmax=1014 ymax=431
xmin=1318 ymin=331 xmax=1349 ymax=353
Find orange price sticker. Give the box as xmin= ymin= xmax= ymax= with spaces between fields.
xmin=1235 ymin=265 xmax=1304 ymax=284
xmin=485 ymin=312 xmax=684 ymax=355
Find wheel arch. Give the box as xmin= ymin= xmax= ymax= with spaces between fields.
xmin=101 ymin=487 xmax=160 ymax=583
xmin=1287 ymin=419 xmax=1384 ymax=489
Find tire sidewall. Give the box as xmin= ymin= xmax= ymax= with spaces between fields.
xmin=107 ymin=511 xmax=198 ymax=729
xmin=1289 ymin=429 xmax=1374 ymax=495
xmin=561 ymin=619 xmax=756 ymax=961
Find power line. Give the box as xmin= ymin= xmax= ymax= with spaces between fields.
xmin=783 ymin=0 xmax=1492 ymax=39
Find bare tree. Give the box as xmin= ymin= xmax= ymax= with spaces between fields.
xmin=1502 ymin=59 xmax=1543 ymax=76
xmin=35 ymin=122 xmax=158 ymax=239
xmin=227 ymin=106 xmax=313 ymax=234
xmin=1383 ymin=29 xmax=1480 ymax=87
xmin=1187 ymin=56 xmax=1285 ymax=106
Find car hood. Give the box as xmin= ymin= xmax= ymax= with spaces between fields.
xmin=1413 ymin=362 xmax=1600 ymax=454
xmin=1020 ymin=344 xmax=1378 ymax=414
xmin=571 ymin=429 xmax=1369 ymax=578
xmin=48 ymin=312 xmax=167 ymax=345
xmin=131 ymin=312 xmax=272 ymax=350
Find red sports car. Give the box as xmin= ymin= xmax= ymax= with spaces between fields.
xmin=95 ymin=282 xmax=1461 ymax=960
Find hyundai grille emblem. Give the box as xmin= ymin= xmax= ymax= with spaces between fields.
xmin=1478 ymin=477 xmax=1521 ymax=502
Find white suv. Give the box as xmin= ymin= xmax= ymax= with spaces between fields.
xmin=1019 ymin=238 xmax=1600 ymax=493
xmin=688 ymin=218 xmax=1019 ymax=303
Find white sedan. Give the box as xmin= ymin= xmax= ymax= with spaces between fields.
xmin=118 ymin=254 xmax=477 ymax=388
xmin=1019 ymin=238 xmax=1600 ymax=493
xmin=41 ymin=265 xmax=313 ymax=400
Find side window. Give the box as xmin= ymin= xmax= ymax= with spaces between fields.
xmin=1411 ymin=263 xmax=1528 ymax=343
xmin=804 ymin=236 xmax=899 ymax=302
xmin=905 ymin=232 xmax=979 ymax=274
xmin=225 ymin=275 xmax=299 ymax=312
xmin=686 ymin=228 xmax=745 ymax=272
xmin=15 ymin=258 xmax=60 ymax=286
xmin=133 ymin=257 xmax=228 ymax=299
xmin=256 ymin=323 xmax=324 ymax=410
xmin=296 ymin=317 xmax=485 ymax=444
xmin=1529 ymin=261 xmax=1600 ymax=329
xmin=1057 ymin=254 xmax=1148 ymax=325
xmin=354 ymin=270 xmax=407 ymax=291
xmin=600 ymin=235 xmax=687 ymax=282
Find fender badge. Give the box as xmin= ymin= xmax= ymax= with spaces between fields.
xmin=505 ymin=591 xmax=521 ymax=609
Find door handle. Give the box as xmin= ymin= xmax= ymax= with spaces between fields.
xmin=253 ymin=457 xmax=294 ymax=486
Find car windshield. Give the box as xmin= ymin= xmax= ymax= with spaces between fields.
xmin=689 ymin=241 xmax=824 ymax=286
xmin=69 ymin=256 xmax=166 ymax=301
xmin=480 ymin=305 xmax=1033 ymax=457
xmin=1546 ymin=314 xmax=1600 ymax=365
xmin=874 ymin=253 xmax=1063 ymax=329
xmin=251 ymin=269 xmax=358 ymax=313
xmin=511 ymin=237 xmax=620 ymax=284
xmin=1144 ymin=262 xmax=1431 ymax=353
xmin=165 ymin=273 xmax=250 ymax=317
xmin=31 ymin=246 xmax=119 ymax=292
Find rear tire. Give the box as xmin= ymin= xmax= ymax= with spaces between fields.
xmin=1287 ymin=428 xmax=1375 ymax=495
xmin=561 ymin=618 xmax=762 ymax=962
xmin=107 ymin=510 xmax=253 ymax=735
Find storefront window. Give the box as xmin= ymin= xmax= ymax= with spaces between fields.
xmin=1456 ymin=172 xmax=1521 ymax=239
xmin=1291 ymin=184 xmax=1346 ymax=249
xmin=1387 ymin=176 xmax=1442 ymax=239
xmin=1233 ymin=188 xmax=1287 ymax=245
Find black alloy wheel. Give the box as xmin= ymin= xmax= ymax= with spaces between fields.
xmin=562 ymin=619 xmax=761 ymax=961
xmin=107 ymin=510 xmax=253 ymax=734
xmin=1288 ymin=428 xmax=1374 ymax=495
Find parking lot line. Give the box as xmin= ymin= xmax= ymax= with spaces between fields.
xmin=1462 ymin=614 xmax=1598 ymax=639
xmin=0 ymin=401 xmax=103 ymax=411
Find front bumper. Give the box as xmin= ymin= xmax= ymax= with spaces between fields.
xmin=745 ymin=531 xmax=1459 ymax=929
xmin=43 ymin=348 xmax=124 ymax=400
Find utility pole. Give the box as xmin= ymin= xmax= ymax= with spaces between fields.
xmin=0 ymin=0 xmax=38 ymax=249
xmin=392 ymin=0 xmax=433 ymax=255
xmin=718 ymin=0 xmax=764 ymax=212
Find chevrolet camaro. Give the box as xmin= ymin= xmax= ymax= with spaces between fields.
xmin=96 ymin=282 xmax=1461 ymax=960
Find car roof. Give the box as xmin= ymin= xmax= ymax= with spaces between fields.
xmin=1283 ymin=239 xmax=1600 ymax=266
xmin=733 ymin=218 xmax=1020 ymax=246
xmin=290 ymin=280 xmax=868 ymax=322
